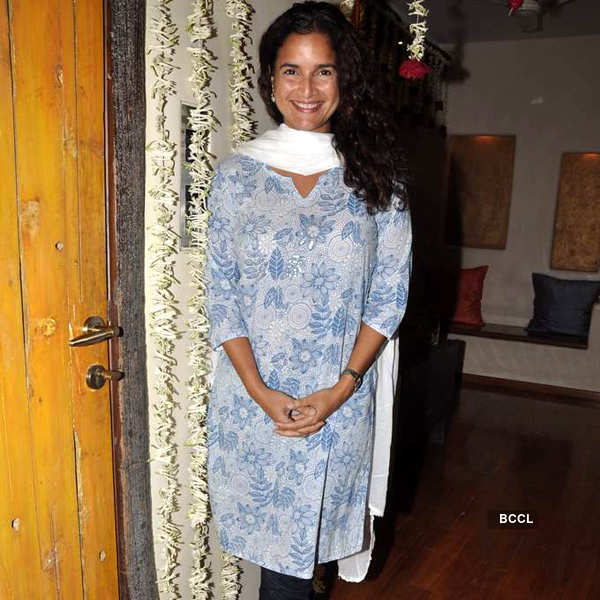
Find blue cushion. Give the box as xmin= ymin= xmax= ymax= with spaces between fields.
xmin=527 ymin=273 xmax=600 ymax=338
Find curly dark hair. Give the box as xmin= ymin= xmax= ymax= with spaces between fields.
xmin=258 ymin=1 xmax=408 ymax=214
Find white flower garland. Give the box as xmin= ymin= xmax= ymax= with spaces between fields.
xmin=186 ymin=2 xmax=219 ymax=599
xmin=147 ymin=0 xmax=182 ymax=597
xmin=406 ymin=1 xmax=429 ymax=61
xmin=339 ymin=0 xmax=355 ymax=20
xmin=225 ymin=0 xmax=256 ymax=149
xmin=193 ymin=3 xmax=258 ymax=599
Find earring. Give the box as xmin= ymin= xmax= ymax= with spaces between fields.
xmin=271 ymin=89 xmax=276 ymax=103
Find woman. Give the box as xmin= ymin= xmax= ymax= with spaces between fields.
xmin=206 ymin=2 xmax=412 ymax=598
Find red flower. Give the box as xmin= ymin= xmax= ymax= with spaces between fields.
xmin=398 ymin=59 xmax=432 ymax=80
xmin=508 ymin=0 xmax=523 ymax=14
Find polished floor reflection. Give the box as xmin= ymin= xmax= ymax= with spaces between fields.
xmin=327 ymin=388 xmax=600 ymax=599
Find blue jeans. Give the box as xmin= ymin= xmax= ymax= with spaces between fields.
xmin=259 ymin=567 xmax=314 ymax=600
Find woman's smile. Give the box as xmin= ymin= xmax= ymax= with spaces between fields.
xmin=290 ymin=100 xmax=324 ymax=113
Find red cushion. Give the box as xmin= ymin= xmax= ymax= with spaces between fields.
xmin=452 ymin=266 xmax=489 ymax=326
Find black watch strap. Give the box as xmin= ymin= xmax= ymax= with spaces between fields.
xmin=341 ymin=367 xmax=363 ymax=392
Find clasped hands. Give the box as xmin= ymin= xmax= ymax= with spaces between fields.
xmin=256 ymin=379 xmax=355 ymax=438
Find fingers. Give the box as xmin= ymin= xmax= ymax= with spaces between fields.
xmin=287 ymin=406 xmax=316 ymax=420
xmin=273 ymin=410 xmax=324 ymax=434
xmin=290 ymin=397 xmax=316 ymax=409
xmin=275 ymin=414 xmax=316 ymax=431
xmin=275 ymin=421 xmax=325 ymax=437
xmin=270 ymin=406 xmax=314 ymax=426
xmin=275 ymin=429 xmax=306 ymax=437
xmin=295 ymin=421 xmax=325 ymax=435
xmin=275 ymin=406 xmax=319 ymax=430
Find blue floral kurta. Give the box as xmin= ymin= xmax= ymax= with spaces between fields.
xmin=206 ymin=154 xmax=412 ymax=578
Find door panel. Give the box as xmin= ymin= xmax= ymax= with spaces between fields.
xmin=0 ymin=3 xmax=45 ymax=598
xmin=1 ymin=1 xmax=119 ymax=598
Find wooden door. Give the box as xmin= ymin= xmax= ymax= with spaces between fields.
xmin=0 ymin=1 xmax=119 ymax=598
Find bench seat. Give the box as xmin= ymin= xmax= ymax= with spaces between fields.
xmin=448 ymin=322 xmax=588 ymax=350
xmin=447 ymin=305 xmax=599 ymax=395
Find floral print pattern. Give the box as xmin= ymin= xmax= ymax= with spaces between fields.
xmin=206 ymin=155 xmax=412 ymax=578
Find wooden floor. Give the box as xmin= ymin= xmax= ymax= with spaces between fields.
xmin=327 ymin=388 xmax=600 ymax=599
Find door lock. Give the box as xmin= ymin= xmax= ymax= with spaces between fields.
xmin=86 ymin=364 xmax=124 ymax=390
xmin=69 ymin=316 xmax=122 ymax=347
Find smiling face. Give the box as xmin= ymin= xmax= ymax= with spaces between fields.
xmin=271 ymin=32 xmax=340 ymax=133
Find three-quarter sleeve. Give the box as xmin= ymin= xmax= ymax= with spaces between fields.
xmin=206 ymin=167 xmax=249 ymax=350
xmin=362 ymin=200 xmax=412 ymax=338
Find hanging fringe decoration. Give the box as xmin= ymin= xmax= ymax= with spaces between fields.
xmin=405 ymin=0 xmax=428 ymax=61
xmin=147 ymin=0 xmax=183 ymax=597
xmin=186 ymin=2 xmax=219 ymax=598
xmin=399 ymin=1 xmax=432 ymax=80
xmin=220 ymin=556 xmax=242 ymax=600
xmin=200 ymin=2 xmax=260 ymax=597
xmin=339 ymin=0 xmax=355 ymax=20
xmin=225 ymin=0 xmax=256 ymax=148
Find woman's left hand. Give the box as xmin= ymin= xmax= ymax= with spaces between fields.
xmin=274 ymin=382 xmax=353 ymax=437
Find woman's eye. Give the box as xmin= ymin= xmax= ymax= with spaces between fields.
xmin=319 ymin=69 xmax=333 ymax=77
xmin=283 ymin=68 xmax=297 ymax=76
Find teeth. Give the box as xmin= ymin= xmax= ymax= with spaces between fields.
xmin=294 ymin=101 xmax=320 ymax=109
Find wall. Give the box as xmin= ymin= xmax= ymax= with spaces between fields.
xmin=445 ymin=35 xmax=600 ymax=391
xmin=144 ymin=2 xmax=300 ymax=599
xmin=446 ymin=35 xmax=600 ymax=326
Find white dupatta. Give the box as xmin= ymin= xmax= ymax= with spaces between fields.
xmin=225 ymin=123 xmax=400 ymax=582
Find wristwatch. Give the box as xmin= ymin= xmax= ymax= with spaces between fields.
xmin=340 ymin=367 xmax=363 ymax=394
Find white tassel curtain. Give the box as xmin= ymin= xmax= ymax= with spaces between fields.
xmin=147 ymin=0 xmax=256 ymax=598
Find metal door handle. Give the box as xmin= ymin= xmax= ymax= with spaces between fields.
xmin=69 ymin=316 xmax=122 ymax=347
xmin=86 ymin=364 xmax=124 ymax=390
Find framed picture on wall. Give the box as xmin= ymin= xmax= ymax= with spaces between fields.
xmin=551 ymin=152 xmax=600 ymax=272
xmin=445 ymin=134 xmax=516 ymax=249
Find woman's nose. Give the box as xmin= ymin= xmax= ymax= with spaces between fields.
xmin=299 ymin=76 xmax=315 ymax=98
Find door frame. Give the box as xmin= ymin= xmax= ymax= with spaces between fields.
xmin=105 ymin=2 xmax=158 ymax=599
